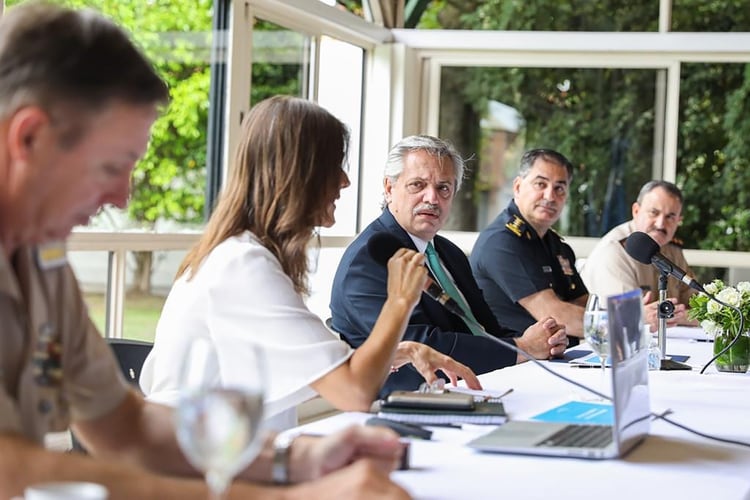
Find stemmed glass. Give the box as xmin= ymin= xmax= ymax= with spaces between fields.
xmin=174 ymin=338 xmax=267 ymax=499
xmin=583 ymin=309 xmax=611 ymax=398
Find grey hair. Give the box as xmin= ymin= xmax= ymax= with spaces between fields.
xmin=636 ymin=180 xmax=683 ymax=205
xmin=518 ymin=148 xmax=574 ymax=180
xmin=381 ymin=135 xmax=465 ymax=208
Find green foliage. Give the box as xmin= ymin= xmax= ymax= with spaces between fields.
xmin=424 ymin=0 xmax=750 ymax=252
xmin=7 ymin=0 xmax=213 ymax=226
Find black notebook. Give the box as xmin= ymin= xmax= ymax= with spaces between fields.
xmin=375 ymin=400 xmax=507 ymax=425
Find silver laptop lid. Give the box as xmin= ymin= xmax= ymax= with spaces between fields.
xmin=607 ymin=288 xmax=651 ymax=456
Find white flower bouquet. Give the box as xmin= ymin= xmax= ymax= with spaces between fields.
xmin=688 ymin=279 xmax=750 ymax=372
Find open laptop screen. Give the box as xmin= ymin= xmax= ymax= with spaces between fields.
xmin=607 ymin=289 xmax=651 ymax=455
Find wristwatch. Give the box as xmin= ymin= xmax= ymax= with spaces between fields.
xmin=272 ymin=432 xmax=295 ymax=484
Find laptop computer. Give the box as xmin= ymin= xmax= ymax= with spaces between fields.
xmin=468 ymin=289 xmax=650 ymax=459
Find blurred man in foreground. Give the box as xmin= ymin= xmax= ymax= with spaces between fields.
xmin=0 ymin=3 xmax=409 ymax=498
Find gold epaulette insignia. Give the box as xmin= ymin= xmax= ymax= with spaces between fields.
xmin=505 ymin=215 xmax=526 ymax=238
xmin=669 ymin=237 xmax=684 ymax=248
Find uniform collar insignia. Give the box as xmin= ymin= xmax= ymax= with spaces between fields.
xmin=505 ymin=215 xmax=526 ymax=238
xmin=36 ymin=241 xmax=67 ymax=270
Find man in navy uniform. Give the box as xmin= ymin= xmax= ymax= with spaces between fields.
xmin=470 ymin=149 xmax=589 ymax=342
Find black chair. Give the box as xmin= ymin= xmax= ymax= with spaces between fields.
xmin=106 ymin=338 xmax=153 ymax=389
xmin=70 ymin=338 xmax=153 ymax=453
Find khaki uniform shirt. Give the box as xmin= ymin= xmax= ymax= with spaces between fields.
xmin=0 ymin=241 xmax=128 ymax=444
xmin=580 ymin=220 xmax=695 ymax=306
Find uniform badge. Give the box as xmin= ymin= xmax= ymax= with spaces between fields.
xmin=505 ymin=215 xmax=526 ymax=238
xmin=557 ymin=255 xmax=574 ymax=276
xmin=32 ymin=322 xmax=63 ymax=387
xmin=36 ymin=241 xmax=67 ymax=270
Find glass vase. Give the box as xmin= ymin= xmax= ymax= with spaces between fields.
xmin=713 ymin=329 xmax=750 ymax=373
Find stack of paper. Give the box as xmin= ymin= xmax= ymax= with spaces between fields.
xmin=376 ymin=400 xmax=507 ymax=425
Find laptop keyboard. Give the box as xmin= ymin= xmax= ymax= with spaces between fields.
xmin=537 ymin=424 xmax=613 ymax=448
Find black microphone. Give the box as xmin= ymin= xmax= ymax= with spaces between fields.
xmin=366 ymin=232 xmax=467 ymax=318
xmin=624 ymin=231 xmax=705 ymax=293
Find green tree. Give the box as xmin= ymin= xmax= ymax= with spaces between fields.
xmin=421 ymin=0 xmax=750 ymax=263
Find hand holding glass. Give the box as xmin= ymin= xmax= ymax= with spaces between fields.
xmin=175 ymin=338 xmax=267 ymax=499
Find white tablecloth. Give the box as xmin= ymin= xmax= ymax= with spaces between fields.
xmin=294 ymin=338 xmax=750 ymax=500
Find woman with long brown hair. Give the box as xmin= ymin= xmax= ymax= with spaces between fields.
xmin=141 ymin=96 xmax=479 ymax=429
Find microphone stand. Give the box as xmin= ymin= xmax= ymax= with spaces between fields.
xmin=657 ymin=271 xmax=692 ymax=371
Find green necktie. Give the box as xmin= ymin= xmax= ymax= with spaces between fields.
xmin=424 ymin=242 xmax=485 ymax=336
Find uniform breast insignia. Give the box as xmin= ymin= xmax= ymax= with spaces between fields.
xmin=557 ymin=255 xmax=574 ymax=276
xmin=505 ymin=215 xmax=527 ymax=238
xmin=36 ymin=241 xmax=67 ymax=270
xmin=32 ymin=322 xmax=63 ymax=388
xmin=32 ymin=323 xmax=70 ymax=426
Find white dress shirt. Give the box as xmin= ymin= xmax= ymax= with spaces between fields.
xmin=140 ymin=231 xmax=352 ymax=430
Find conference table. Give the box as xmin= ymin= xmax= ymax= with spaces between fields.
xmin=292 ymin=329 xmax=750 ymax=500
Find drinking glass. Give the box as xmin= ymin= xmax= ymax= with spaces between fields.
xmin=174 ymin=338 xmax=266 ymax=499
xmin=583 ymin=309 xmax=610 ymax=396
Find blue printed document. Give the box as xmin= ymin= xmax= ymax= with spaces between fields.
xmin=569 ymin=353 xmax=689 ymax=368
xmin=531 ymin=401 xmax=614 ymax=425
xmin=569 ymin=353 xmax=611 ymax=368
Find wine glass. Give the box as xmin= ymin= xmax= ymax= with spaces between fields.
xmin=174 ymin=338 xmax=267 ymax=499
xmin=583 ymin=309 xmax=610 ymax=397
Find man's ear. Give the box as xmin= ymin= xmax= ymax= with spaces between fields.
xmin=512 ymin=175 xmax=522 ymax=195
xmin=631 ymin=201 xmax=640 ymax=218
xmin=6 ymin=107 xmax=49 ymax=163
xmin=383 ymin=177 xmax=393 ymax=203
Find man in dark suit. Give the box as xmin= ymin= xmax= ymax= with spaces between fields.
xmin=330 ymin=135 xmax=567 ymax=394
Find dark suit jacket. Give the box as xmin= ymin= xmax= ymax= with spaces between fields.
xmin=330 ymin=209 xmax=519 ymax=395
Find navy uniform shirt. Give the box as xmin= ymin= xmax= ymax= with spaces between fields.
xmin=470 ymin=199 xmax=588 ymax=335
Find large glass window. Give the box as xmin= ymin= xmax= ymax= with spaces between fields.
xmin=251 ymin=20 xmax=309 ymax=103
xmin=438 ymin=65 xmax=659 ymax=237
xmin=250 ymin=17 xmax=366 ymax=321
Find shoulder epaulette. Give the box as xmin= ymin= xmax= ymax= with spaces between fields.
xmin=505 ymin=215 xmax=527 ymax=238
xmin=549 ymin=227 xmax=564 ymax=241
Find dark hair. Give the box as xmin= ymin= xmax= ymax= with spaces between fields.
xmin=636 ymin=180 xmax=684 ymax=205
xmin=518 ymin=148 xmax=574 ymax=180
xmin=179 ymin=96 xmax=350 ymax=295
xmin=0 ymin=2 xmax=168 ymax=144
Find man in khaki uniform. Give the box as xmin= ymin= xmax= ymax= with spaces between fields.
xmin=580 ymin=180 xmax=697 ymax=330
xmin=0 ymin=4 xmax=409 ymax=499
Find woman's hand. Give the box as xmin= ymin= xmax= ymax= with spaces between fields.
xmin=392 ymin=341 xmax=482 ymax=389
xmin=385 ymin=249 xmax=428 ymax=310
